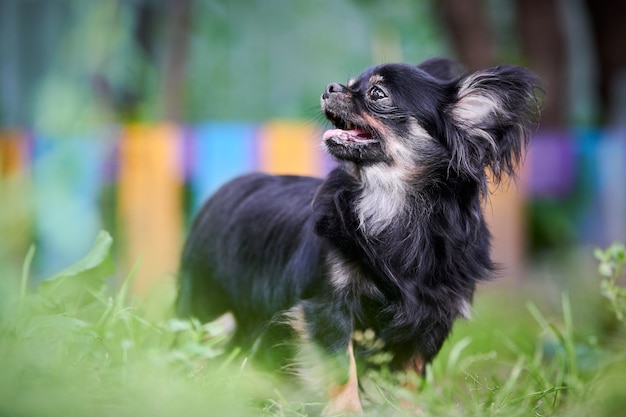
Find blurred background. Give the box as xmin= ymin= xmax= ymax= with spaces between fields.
xmin=1 ymin=0 xmax=625 ymax=294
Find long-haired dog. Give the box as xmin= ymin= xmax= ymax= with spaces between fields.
xmin=177 ymin=58 xmax=541 ymax=415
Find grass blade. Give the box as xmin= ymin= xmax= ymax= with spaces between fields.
xmin=20 ymin=244 xmax=35 ymax=300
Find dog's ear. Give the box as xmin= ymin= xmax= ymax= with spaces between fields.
xmin=446 ymin=65 xmax=542 ymax=187
xmin=417 ymin=58 xmax=466 ymax=81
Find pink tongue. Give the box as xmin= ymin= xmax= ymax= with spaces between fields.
xmin=323 ymin=128 xmax=372 ymax=142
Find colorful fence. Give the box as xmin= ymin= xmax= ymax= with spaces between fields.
xmin=1 ymin=124 xmax=625 ymax=291
xmin=0 ymin=122 xmax=331 ymax=292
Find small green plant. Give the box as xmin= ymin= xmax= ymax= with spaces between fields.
xmin=595 ymin=242 xmax=626 ymax=323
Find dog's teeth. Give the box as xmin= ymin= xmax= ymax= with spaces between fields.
xmin=346 ymin=122 xmax=353 ymax=130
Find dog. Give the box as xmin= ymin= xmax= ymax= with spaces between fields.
xmin=176 ymin=58 xmax=541 ymax=415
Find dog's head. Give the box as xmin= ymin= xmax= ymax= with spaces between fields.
xmin=321 ymin=58 xmax=542 ymax=191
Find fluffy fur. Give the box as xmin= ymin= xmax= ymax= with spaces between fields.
xmin=177 ymin=58 xmax=541 ymax=412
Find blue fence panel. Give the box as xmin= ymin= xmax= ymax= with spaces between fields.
xmin=31 ymin=133 xmax=115 ymax=278
xmin=188 ymin=122 xmax=258 ymax=212
xmin=595 ymin=127 xmax=626 ymax=244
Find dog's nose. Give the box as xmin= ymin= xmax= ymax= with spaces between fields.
xmin=323 ymin=83 xmax=344 ymax=99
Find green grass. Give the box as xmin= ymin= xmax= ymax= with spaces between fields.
xmin=1 ymin=231 xmax=625 ymax=417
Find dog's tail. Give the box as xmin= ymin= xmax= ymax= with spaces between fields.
xmin=175 ymin=257 xmax=231 ymax=323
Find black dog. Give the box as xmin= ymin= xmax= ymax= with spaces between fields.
xmin=177 ymin=58 xmax=541 ymax=415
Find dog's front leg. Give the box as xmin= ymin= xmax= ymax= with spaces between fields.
xmin=323 ymin=340 xmax=362 ymax=416
xmin=292 ymin=299 xmax=363 ymax=416
xmin=399 ymin=355 xmax=425 ymax=413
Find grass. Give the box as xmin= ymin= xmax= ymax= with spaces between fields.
xmin=1 ymin=231 xmax=625 ymax=417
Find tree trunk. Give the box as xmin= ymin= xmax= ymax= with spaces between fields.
xmin=161 ymin=0 xmax=192 ymax=122
xmin=515 ymin=0 xmax=567 ymax=127
xmin=438 ymin=0 xmax=495 ymax=71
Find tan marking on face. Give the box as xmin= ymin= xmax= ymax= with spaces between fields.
xmin=369 ymin=74 xmax=384 ymax=85
xmin=323 ymin=341 xmax=363 ymax=416
xmin=361 ymin=112 xmax=388 ymax=133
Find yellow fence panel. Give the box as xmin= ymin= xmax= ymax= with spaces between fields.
xmin=118 ymin=124 xmax=183 ymax=294
xmin=258 ymin=121 xmax=322 ymax=176
xmin=0 ymin=130 xmax=27 ymax=176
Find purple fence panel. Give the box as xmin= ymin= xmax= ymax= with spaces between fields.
xmin=527 ymin=130 xmax=577 ymax=198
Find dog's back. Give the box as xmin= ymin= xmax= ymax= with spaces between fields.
xmin=177 ymin=173 xmax=323 ymax=356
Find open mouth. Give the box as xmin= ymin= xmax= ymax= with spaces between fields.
xmin=323 ymin=111 xmax=378 ymax=144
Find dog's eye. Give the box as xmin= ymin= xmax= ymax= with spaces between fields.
xmin=368 ymin=86 xmax=387 ymax=101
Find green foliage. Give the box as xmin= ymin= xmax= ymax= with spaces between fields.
xmin=4 ymin=0 xmax=449 ymax=129
xmin=1 ymin=232 xmax=626 ymax=416
xmin=0 ymin=230 xmax=269 ymax=417
xmin=595 ymin=242 xmax=626 ymax=323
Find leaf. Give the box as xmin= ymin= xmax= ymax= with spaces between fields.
xmin=594 ymin=248 xmax=607 ymax=262
xmin=599 ymin=262 xmax=613 ymax=278
xmin=38 ymin=230 xmax=115 ymax=305
xmin=446 ymin=336 xmax=472 ymax=374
